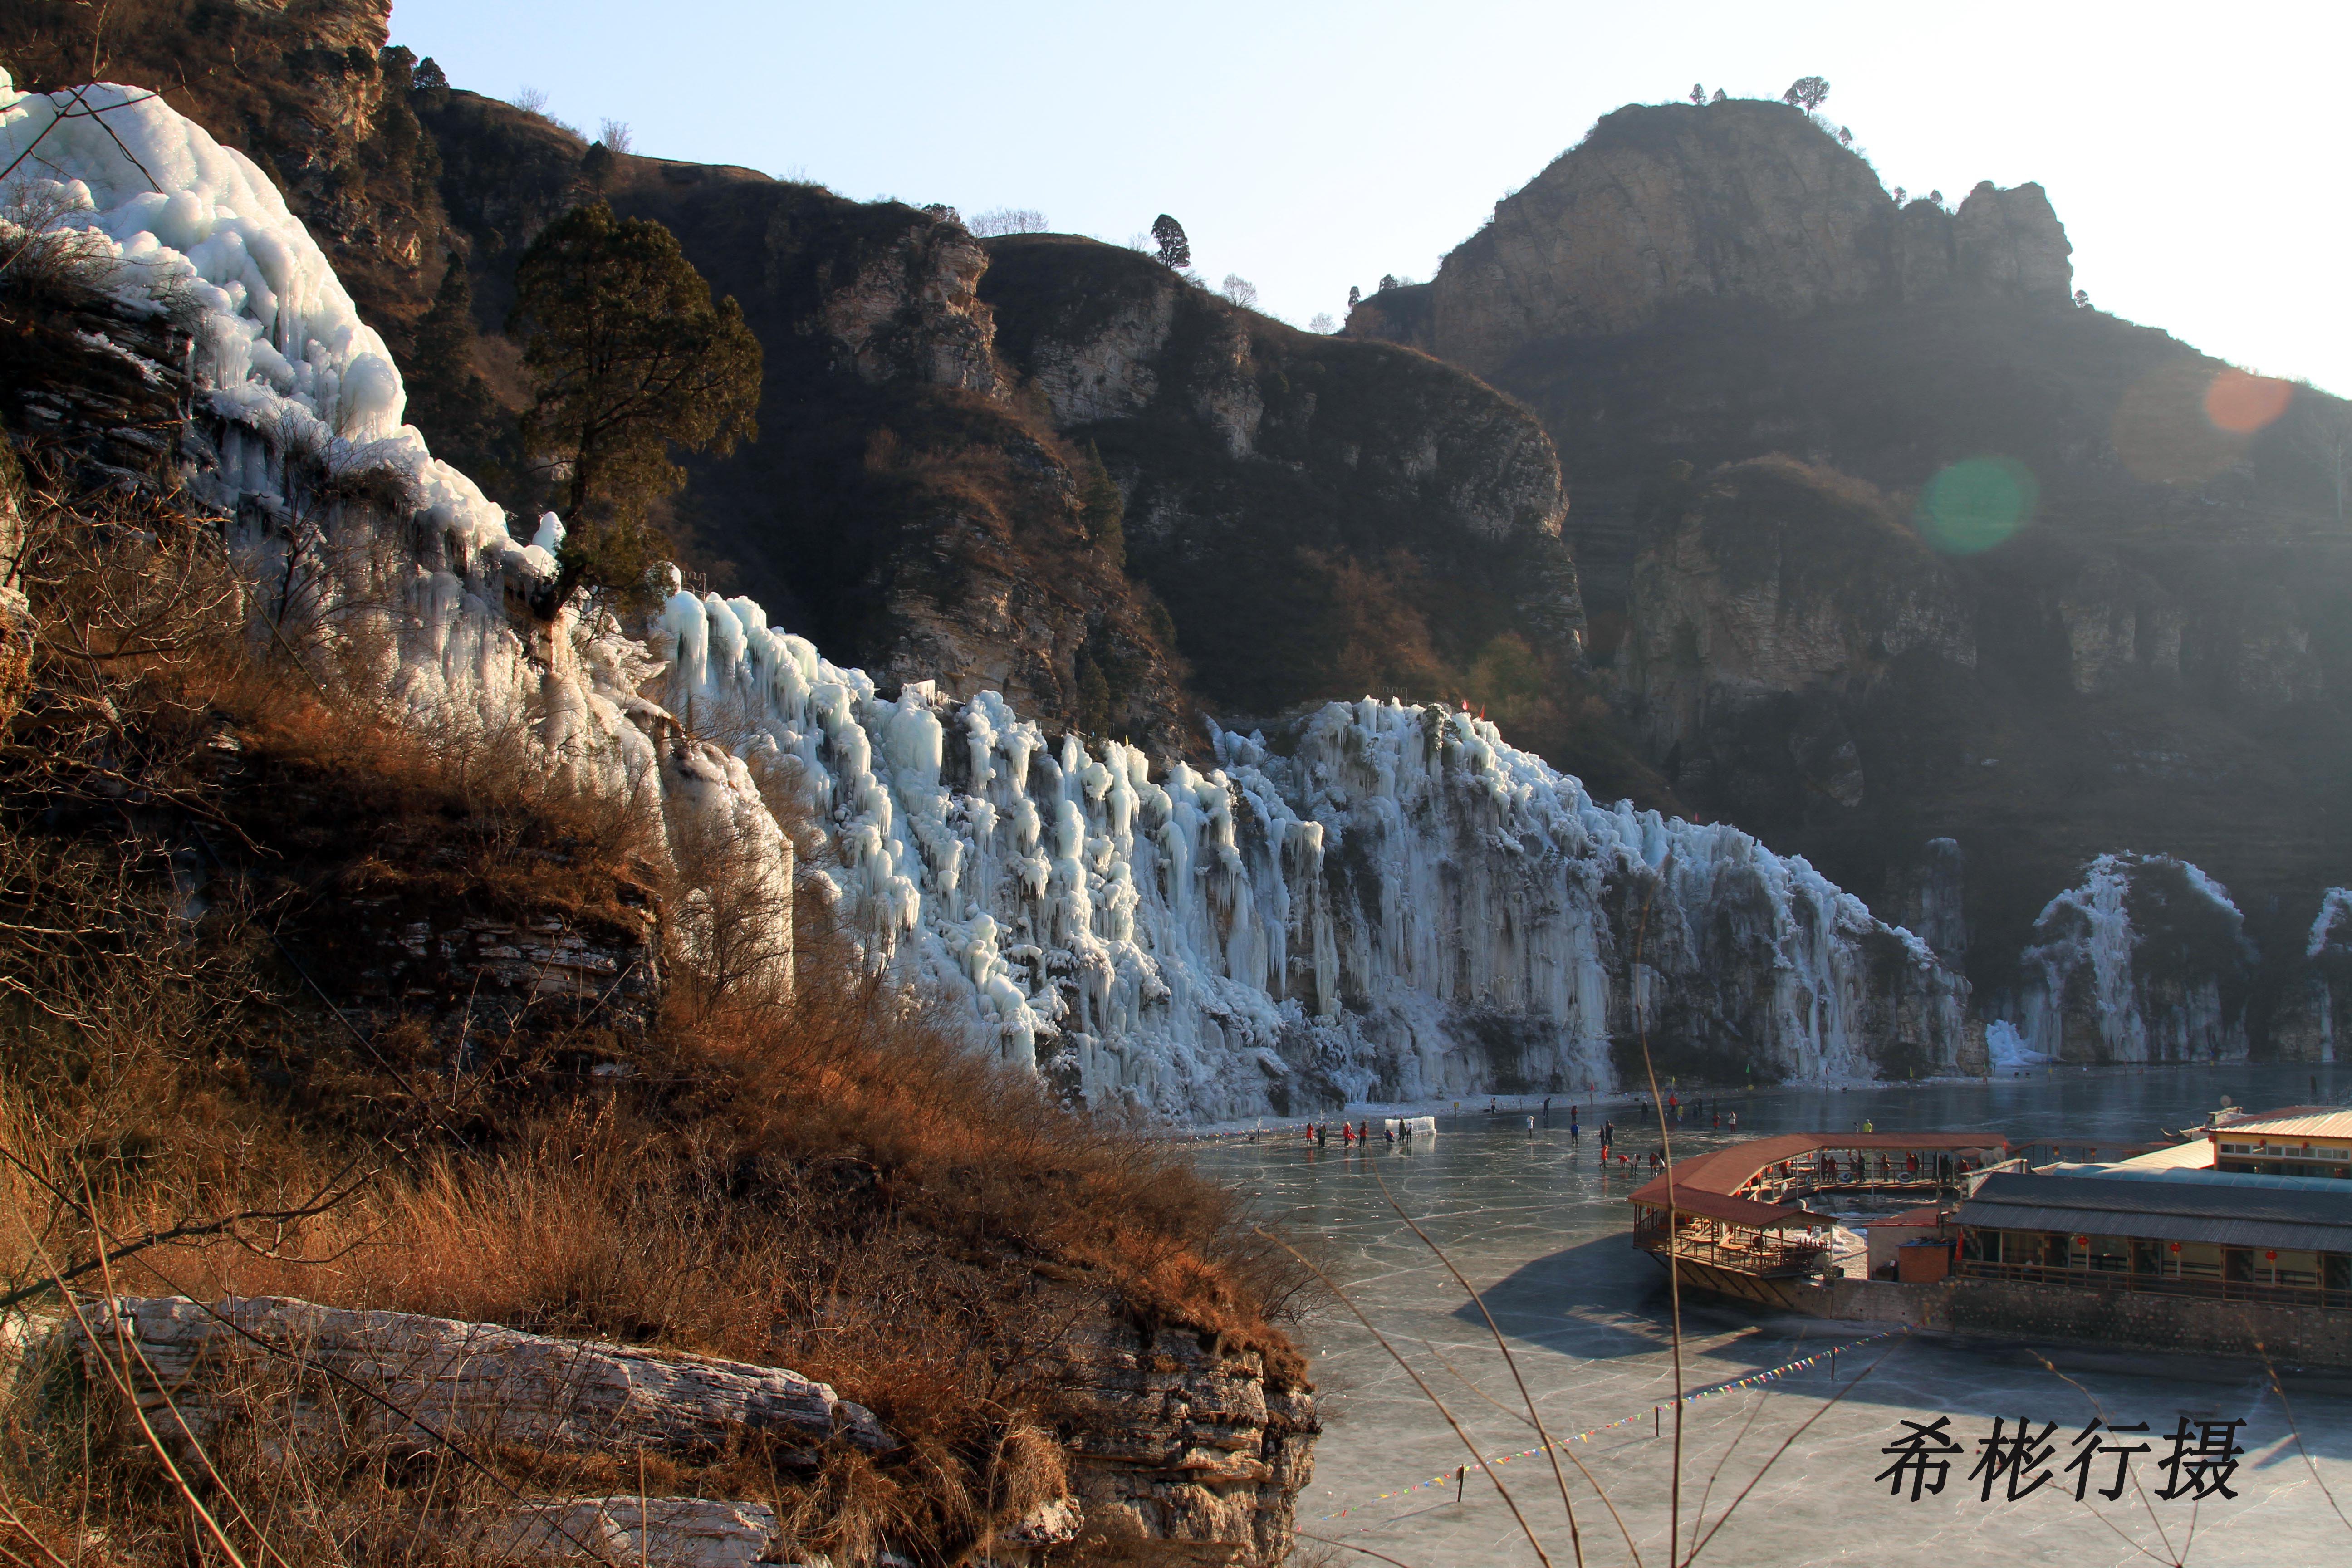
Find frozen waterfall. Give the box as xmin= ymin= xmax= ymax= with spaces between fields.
xmin=1 ymin=74 xmax=1974 ymax=1117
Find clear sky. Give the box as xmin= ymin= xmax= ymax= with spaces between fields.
xmin=392 ymin=0 xmax=2350 ymax=394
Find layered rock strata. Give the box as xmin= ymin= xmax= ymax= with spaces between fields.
xmin=1048 ymin=1324 xmax=1318 ymax=1565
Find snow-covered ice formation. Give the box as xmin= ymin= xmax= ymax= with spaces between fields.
xmin=647 ymin=612 xmax=1972 ymax=1113
xmin=2276 ymin=889 xmax=2352 ymax=1063
xmin=0 ymin=76 xmax=1975 ymax=1117
xmin=2009 ymin=852 xmax=2253 ymax=1063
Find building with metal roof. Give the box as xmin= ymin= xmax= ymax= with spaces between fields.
xmin=1957 ymin=1166 xmax=2352 ymax=1304
xmin=2203 ymin=1107 xmax=2352 ymax=1178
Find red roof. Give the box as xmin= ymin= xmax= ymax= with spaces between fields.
xmin=1868 ymin=1206 xmax=1947 ymax=1230
xmin=1627 ymin=1131 xmax=2009 ymax=1212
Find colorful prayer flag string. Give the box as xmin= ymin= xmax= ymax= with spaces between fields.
xmin=1315 ymin=1328 xmax=1907 ymax=1521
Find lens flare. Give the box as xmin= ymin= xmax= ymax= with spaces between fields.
xmin=2205 ymin=368 xmax=2294 ymax=434
xmin=2114 ymin=363 xmax=2245 ymax=485
xmin=1915 ymin=456 xmax=2037 ymax=554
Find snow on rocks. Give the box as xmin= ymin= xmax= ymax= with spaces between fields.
xmin=5 ymin=77 xmax=1973 ymax=1117
xmin=2009 ymin=852 xmax=2254 ymax=1063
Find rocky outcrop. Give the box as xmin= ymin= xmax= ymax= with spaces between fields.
xmin=1354 ymin=99 xmax=2072 ymax=374
xmin=1049 ymin=1324 xmax=1318 ymax=1565
xmin=798 ymin=208 xmax=1004 ymax=393
xmin=1622 ymin=458 xmax=1975 ymax=807
xmin=61 ymin=1295 xmax=894 ymax=1463
xmin=40 ymin=1297 xmax=1311 ymax=1567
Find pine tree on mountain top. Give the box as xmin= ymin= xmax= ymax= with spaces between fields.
xmin=508 ymin=201 xmax=761 ymax=612
xmin=1784 ymin=75 xmax=1830 ymax=112
xmin=1151 ymin=214 xmax=1190 ymax=269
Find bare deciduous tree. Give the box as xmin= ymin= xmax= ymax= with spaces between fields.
xmin=1308 ymin=312 xmax=1335 ymax=334
xmin=969 ymin=208 xmax=1048 ymax=237
xmin=597 ymin=118 xmax=633 ymax=155
xmin=1220 ymin=274 xmax=1259 ymax=310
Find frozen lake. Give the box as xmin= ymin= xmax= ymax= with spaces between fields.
xmin=1190 ymin=1064 xmax=2352 ymax=1568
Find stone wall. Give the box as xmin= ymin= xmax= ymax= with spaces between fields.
xmin=1790 ymin=1275 xmax=2352 ymax=1369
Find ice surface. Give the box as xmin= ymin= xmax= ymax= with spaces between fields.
xmin=1209 ymin=1067 xmax=2352 ymax=1567
xmin=3 ymin=78 xmax=1975 ymax=1118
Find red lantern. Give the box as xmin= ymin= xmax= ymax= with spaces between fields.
xmin=2168 ymin=1242 xmax=2181 ymax=1253
xmin=2266 ymin=1250 xmax=2278 ymax=1261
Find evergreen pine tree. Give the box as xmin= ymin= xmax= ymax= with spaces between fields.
xmin=1150 ymin=214 xmax=1190 ymax=269
xmin=1079 ymin=441 xmax=1126 ymax=570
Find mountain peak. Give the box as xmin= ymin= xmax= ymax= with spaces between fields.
xmin=1355 ymin=97 xmax=2072 ymax=370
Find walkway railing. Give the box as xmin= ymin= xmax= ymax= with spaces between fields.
xmin=1638 ymin=1232 xmax=1829 ymax=1279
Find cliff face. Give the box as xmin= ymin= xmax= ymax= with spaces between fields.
xmin=1346 ymin=97 xmax=2352 ymax=1049
xmin=0 ymin=0 xmax=445 ymax=343
xmin=979 ymin=236 xmax=1597 ymax=755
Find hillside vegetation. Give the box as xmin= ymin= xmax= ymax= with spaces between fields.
xmin=0 ymin=439 xmax=1308 ymax=1565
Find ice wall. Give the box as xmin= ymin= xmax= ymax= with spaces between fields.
xmin=3 ymin=77 xmax=1974 ymax=1117
xmin=651 ymin=596 xmax=1973 ymax=1114
xmin=2276 ymin=890 xmax=2352 ymax=1063
xmin=2011 ymin=853 xmax=2254 ymax=1063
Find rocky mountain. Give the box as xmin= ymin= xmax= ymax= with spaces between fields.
xmin=1349 ymin=97 xmax=2352 ymax=1058
xmin=10 ymin=3 xmax=2337 ymax=1068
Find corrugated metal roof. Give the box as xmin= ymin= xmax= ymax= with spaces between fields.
xmin=2074 ymin=1167 xmax=2352 ymax=1195
xmin=1959 ymin=1171 xmax=2352 ymax=1252
xmin=2109 ymin=1141 xmax=2215 ymax=1170
xmin=2215 ymin=1111 xmax=2352 ymax=1139
xmin=1626 ymin=1131 xmax=2008 ymax=1207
